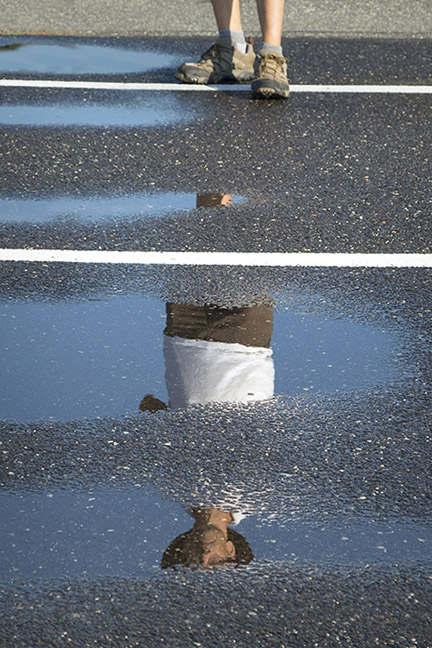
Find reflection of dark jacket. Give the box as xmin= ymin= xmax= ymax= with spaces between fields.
xmin=164 ymin=303 xmax=273 ymax=348
xmin=161 ymin=526 xmax=254 ymax=569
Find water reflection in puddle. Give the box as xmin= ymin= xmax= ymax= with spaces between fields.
xmin=0 ymin=489 xmax=187 ymax=581
xmin=0 ymin=42 xmax=178 ymax=75
xmin=0 ymin=193 xmax=246 ymax=224
xmin=0 ymin=95 xmax=189 ymax=127
xmin=0 ymin=294 xmax=399 ymax=422
xmin=0 ymin=488 xmax=429 ymax=582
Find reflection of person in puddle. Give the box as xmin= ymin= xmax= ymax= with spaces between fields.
xmin=140 ymin=300 xmax=274 ymax=411
xmin=140 ymin=192 xmax=274 ymax=411
xmin=196 ymin=193 xmax=233 ymax=208
xmin=161 ymin=508 xmax=254 ymax=569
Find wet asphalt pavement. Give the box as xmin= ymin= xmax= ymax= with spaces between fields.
xmin=0 ymin=35 xmax=431 ymax=647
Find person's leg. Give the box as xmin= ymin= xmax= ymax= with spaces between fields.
xmin=211 ymin=0 xmax=243 ymax=32
xmin=256 ymin=0 xmax=285 ymax=49
xmin=211 ymin=0 xmax=247 ymax=53
xmin=175 ymin=0 xmax=255 ymax=84
xmin=252 ymin=0 xmax=289 ymax=99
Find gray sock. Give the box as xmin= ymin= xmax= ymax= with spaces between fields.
xmin=218 ymin=30 xmax=247 ymax=53
xmin=260 ymin=42 xmax=283 ymax=57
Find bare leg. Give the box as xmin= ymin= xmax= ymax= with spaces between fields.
xmin=210 ymin=0 xmax=243 ymax=32
xmin=175 ymin=0 xmax=255 ymax=85
xmin=255 ymin=0 xmax=285 ymax=46
xmin=252 ymin=0 xmax=289 ymax=98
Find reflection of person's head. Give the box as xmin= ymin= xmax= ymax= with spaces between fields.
xmin=161 ymin=508 xmax=254 ymax=570
xmin=201 ymin=524 xmax=236 ymax=566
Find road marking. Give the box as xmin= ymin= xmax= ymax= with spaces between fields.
xmin=1 ymin=249 xmax=431 ymax=267
xmin=0 ymin=79 xmax=431 ymax=94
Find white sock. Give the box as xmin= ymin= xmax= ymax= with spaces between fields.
xmin=260 ymin=42 xmax=283 ymax=57
xmin=218 ymin=30 xmax=247 ymax=54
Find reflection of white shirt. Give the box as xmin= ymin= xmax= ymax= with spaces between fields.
xmin=164 ymin=336 xmax=274 ymax=409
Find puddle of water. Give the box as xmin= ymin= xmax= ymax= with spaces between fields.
xmin=273 ymin=309 xmax=394 ymax=394
xmin=0 ymin=43 xmax=177 ymax=75
xmin=0 ymin=95 xmax=189 ymax=127
xmin=0 ymin=296 xmax=167 ymax=422
xmin=0 ymin=193 xmax=246 ymax=224
xmin=0 ymin=488 xmax=189 ymax=582
xmin=241 ymin=517 xmax=431 ymax=565
xmin=0 ymin=295 xmax=398 ymax=422
xmin=0 ymin=487 xmax=429 ymax=582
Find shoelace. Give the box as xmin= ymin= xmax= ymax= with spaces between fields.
xmin=258 ymin=53 xmax=285 ymax=78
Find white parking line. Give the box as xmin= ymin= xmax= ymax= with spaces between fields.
xmin=1 ymin=249 xmax=431 ymax=267
xmin=1 ymin=79 xmax=431 ymax=94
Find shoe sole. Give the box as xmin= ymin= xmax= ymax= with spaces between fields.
xmin=175 ymin=68 xmax=255 ymax=85
xmin=251 ymin=79 xmax=290 ymax=100
xmin=175 ymin=70 xmax=209 ymax=85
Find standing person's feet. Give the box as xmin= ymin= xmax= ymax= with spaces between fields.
xmin=251 ymin=52 xmax=290 ymax=99
xmin=175 ymin=41 xmax=256 ymax=85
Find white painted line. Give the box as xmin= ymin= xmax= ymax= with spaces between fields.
xmin=1 ymin=249 xmax=431 ymax=267
xmin=1 ymin=79 xmax=431 ymax=94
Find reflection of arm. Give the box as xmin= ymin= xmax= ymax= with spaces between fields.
xmin=139 ymin=394 xmax=167 ymax=412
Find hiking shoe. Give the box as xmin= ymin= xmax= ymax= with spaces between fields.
xmin=175 ymin=41 xmax=256 ymax=85
xmin=251 ymin=52 xmax=290 ymax=99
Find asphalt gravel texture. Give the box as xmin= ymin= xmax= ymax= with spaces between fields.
xmin=2 ymin=565 xmax=431 ymax=648
xmin=1 ymin=387 xmax=431 ymax=523
xmin=1 ymin=91 xmax=430 ymax=254
xmin=1 ymin=36 xmax=431 ymax=83
xmin=1 ymin=264 xmax=431 ymax=644
xmin=1 ymin=265 xmax=431 ymax=518
xmin=1 ymin=34 xmax=431 ymax=648
xmin=1 ymin=37 xmax=431 ymax=255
